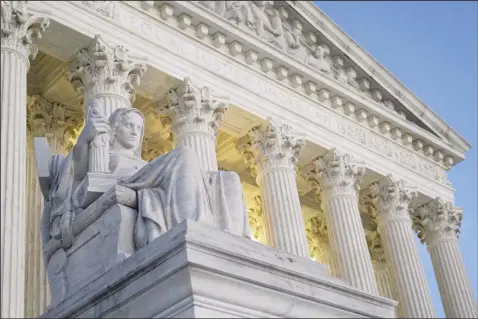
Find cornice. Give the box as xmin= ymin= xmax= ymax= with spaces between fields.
xmin=151 ymin=0 xmax=466 ymax=170
xmin=293 ymin=1 xmax=471 ymax=155
xmin=29 ymin=0 xmax=455 ymax=199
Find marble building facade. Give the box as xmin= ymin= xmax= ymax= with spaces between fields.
xmin=1 ymin=1 xmax=477 ymax=318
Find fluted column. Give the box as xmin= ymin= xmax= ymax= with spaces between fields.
xmin=157 ymin=77 xmax=229 ymax=172
xmin=371 ymin=176 xmax=436 ymax=318
xmin=239 ymin=119 xmax=309 ymax=257
xmin=372 ymin=261 xmax=397 ymax=301
xmin=1 ymin=2 xmax=49 ymax=318
xmin=67 ymin=35 xmax=146 ymax=118
xmin=24 ymin=96 xmax=83 ymax=317
xmin=313 ymin=148 xmax=378 ymax=294
xmin=413 ymin=198 xmax=478 ymax=318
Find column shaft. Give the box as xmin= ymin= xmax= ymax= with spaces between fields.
xmin=175 ymin=132 xmax=217 ymax=172
xmin=323 ymin=193 xmax=378 ymax=294
xmin=319 ymin=241 xmax=340 ymax=277
xmin=315 ymin=149 xmax=378 ymax=294
xmin=380 ymin=219 xmax=435 ymax=317
xmin=1 ymin=48 xmax=28 ymax=319
xmin=259 ymin=168 xmax=309 ymax=257
xmin=159 ymin=77 xmax=228 ymax=172
xmin=25 ymin=141 xmax=50 ymax=317
xmin=372 ymin=262 xmax=397 ymax=299
xmin=245 ymin=119 xmax=310 ymax=258
xmin=414 ymin=198 xmax=477 ymax=318
xmin=428 ymin=239 xmax=477 ymax=318
xmin=373 ymin=176 xmax=435 ymax=317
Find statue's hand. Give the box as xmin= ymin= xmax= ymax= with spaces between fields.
xmin=78 ymin=114 xmax=110 ymax=145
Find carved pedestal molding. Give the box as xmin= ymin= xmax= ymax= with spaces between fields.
xmin=67 ymin=35 xmax=147 ymax=118
xmin=372 ymin=176 xmax=435 ymax=318
xmin=157 ymin=77 xmax=229 ymax=172
xmin=24 ymin=96 xmax=83 ymax=317
xmin=242 ymin=119 xmax=309 ymax=257
xmin=314 ymin=149 xmax=378 ymax=294
xmin=1 ymin=2 xmax=49 ymax=317
xmin=413 ymin=198 xmax=478 ymax=318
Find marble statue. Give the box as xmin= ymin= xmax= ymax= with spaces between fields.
xmin=39 ymin=103 xmax=251 ymax=261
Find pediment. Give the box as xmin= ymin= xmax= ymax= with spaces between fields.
xmin=164 ymin=0 xmax=470 ymax=167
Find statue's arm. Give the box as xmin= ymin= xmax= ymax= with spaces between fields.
xmin=72 ymin=139 xmax=89 ymax=181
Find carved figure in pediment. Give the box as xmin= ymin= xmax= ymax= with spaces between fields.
xmin=283 ymin=21 xmax=308 ymax=62
xmin=199 ymin=1 xmax=226 ymax=15
xmin=346 ymin=67 xmax=360 ymax=91
xmin=224 ymin=1 xmax=254 ymax=28
xmin=38 ymin=104 xmax=251 ymax=260
xmin=308 ymin=44 xmax=332 ymax=73
xmin=249 ymin=1 xmax=284 ymax=44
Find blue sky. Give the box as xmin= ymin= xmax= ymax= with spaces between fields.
xmin=313 ymin=1 xmax=477 ymax=316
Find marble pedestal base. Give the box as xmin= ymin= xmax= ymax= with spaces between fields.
xmin=40 ymin=220 xmax=396 ymax=318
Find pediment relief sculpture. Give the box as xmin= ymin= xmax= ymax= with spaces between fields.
xmin=196 ymin=1 xmax=413 ymax=122
xmin=35 ymin=102 xmax=251 ymax=305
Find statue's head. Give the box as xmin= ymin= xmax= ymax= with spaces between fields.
xmin=109 ymin=108 xmax=145 ymax=157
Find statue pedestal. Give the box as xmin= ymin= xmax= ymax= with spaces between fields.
xmin=40 ymin=220 xmax=396 ymax=318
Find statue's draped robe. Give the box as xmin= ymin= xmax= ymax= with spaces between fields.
xmin=44 ymin=146 xmax=251 ymax=250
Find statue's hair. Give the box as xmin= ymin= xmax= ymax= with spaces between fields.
xmin=108 ymin=108 xmax=145 ymax=158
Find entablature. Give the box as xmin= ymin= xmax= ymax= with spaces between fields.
xmin=29 ymin=0 xmax=455 ymax=201
xmin=162 ymin=0 xmax=468 ymax=167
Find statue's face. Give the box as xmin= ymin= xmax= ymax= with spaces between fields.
xmin=116 ymin=112 xmax=143 ymax=150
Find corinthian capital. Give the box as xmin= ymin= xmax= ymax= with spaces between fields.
xmin=366 ymin=230 xmax=386 ymax=264
xmin=248 ymin=118 xmax=305 ymax=172
xmin=67 ymin=35 xmax=146 ymax=102
xmin=27 ymin=95 xmax=83 ymax=153
xmin=412 ymin=198 xmax=463 ymax=244
xmin=314 ymin=148 xmax=365 ymax=195
xmin=1 ymin=1 xmax=50 ymax=60
xmin=374 ymin=175 xmax=416 ymax=222
xmin=157 ymin=77 xmax=229 ymax=137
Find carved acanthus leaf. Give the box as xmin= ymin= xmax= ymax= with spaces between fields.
xmin=142 ymin=136 xmax=165 ymax=161
xmin=248 ymin=118 xmax=305 ymax=172
xmin=314 ymin=148 xmax=365 ymax=195
xmin=374 ymin=175 xmax=416 ymax=222
xmin=1 ymin=1 xmax=50 ymax=59
xmin=412 ymin=198 xmax=463 ymax=244
xmin=156 ymin=77 xmax=229 ymax=137
xmin=67 ymin=35 xmax=147 ymax=102
xmin=27 ymin=95 xmax=84 ymax=154
xmin=305 ymin=215 xmax=328 ymax=262
xmin=247 ymin=196 xmax=266 ymax=243
xmin=366 ymin=230 xmax=386 ymax=264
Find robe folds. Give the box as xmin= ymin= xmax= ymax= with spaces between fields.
xmin=44 ymin=146 xmax=251 ymax=250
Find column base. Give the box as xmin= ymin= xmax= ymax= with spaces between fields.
xmin=40 ymin=220 xmax=397 ymax=318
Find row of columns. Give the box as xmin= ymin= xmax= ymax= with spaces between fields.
xmin=1 ymin=2 xmax=476 ymax=318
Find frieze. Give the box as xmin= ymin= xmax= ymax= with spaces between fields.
xmin=98 ymin=2 xmax=451 ymax=187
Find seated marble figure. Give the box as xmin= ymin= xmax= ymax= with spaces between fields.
xmin=40 ymin=104 xmax=251 ymax=260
